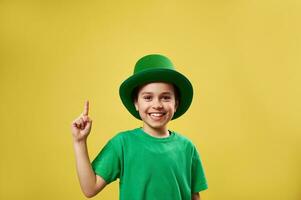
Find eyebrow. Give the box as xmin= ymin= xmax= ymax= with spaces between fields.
xmin=140 ymin=92 xmax=173 ymax=95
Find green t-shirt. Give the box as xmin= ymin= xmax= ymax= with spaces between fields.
xmin=91 ymin=128 xmax=208 ymax=200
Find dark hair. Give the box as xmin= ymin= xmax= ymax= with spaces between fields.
xmin=131 ymin=83 xmax=180 ymax=104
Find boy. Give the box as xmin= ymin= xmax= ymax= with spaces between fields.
xmin=71 ymin=54 xmax=208 ymax=199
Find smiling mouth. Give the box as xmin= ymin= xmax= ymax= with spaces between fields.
xmin=149 ymin=112 xmax=166 ymax=117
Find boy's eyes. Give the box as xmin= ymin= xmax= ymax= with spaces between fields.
xmin=143 ymin=96 xmax=152 ymax=100
xmin=142 ymin=95 xmax=172 ymax=101
xmin=162 ymin=96 xmax=171 ymax=100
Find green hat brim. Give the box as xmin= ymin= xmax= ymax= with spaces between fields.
xmin=119 ymin=68 xmax=193 ymax=120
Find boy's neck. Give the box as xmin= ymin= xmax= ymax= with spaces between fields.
xmin=142 ymin=125 xmax=170 ymax=138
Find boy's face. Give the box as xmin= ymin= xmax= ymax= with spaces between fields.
xmin=134 ymin=82 xmax=178 ymax=132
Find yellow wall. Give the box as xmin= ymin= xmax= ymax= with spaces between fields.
xmin=1 ymin=1 xmax=300 ymax=199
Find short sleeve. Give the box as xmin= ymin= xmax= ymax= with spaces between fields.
xmin=191 ymin=146 xmax=208 ymax=193
xmin=91 ymin=139 xmax=121 ymax=184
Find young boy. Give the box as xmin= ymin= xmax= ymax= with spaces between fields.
xmin=71 ymin=54 xmax=208 ymax=200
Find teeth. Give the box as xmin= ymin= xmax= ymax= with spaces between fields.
xmin=150 ymin=113 xmax=164 ymax=117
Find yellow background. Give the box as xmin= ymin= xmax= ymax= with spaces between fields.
xmin=1 ymin=0 xmax=300 ymax=199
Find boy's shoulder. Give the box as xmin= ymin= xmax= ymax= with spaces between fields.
xmin=172 ymin=130 xmax=196 ymax=146
xmin=107 ymin=128 xmax=140 ymax=142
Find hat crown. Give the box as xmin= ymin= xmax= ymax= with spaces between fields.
xmin=134 ymin=54 xmax=175 ymax=74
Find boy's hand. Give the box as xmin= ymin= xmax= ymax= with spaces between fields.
xmin=71 ymin=100 xmax=93 ymax=142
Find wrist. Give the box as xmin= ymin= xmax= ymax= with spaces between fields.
xmin=73 ymin=138 xmax=87 ymax=145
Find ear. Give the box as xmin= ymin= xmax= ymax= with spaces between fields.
xmin=174 ymin=99 xmax=179 ymax=111
xmin=134 ymin=99 xmax=139 ymax=111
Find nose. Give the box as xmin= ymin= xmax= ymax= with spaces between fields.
xmin=152 ymin=98 xmax=163 ymax=109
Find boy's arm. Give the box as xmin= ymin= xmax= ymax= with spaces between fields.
xmin=73 ymin=140 xmax=107 ymax=198
xmin=71 ymin=101 xmax=107 ymax=197
xmin=192 ymin=192 xmax=200 ymax=200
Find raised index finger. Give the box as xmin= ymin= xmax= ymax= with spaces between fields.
xmin=83 ymin=100 xmax=89 ymax=116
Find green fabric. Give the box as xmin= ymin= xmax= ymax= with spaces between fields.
xmin=134 ymin=54 xmax=174 ymax=73
xmin=91 ymin=128 xmax=208 ymax=200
